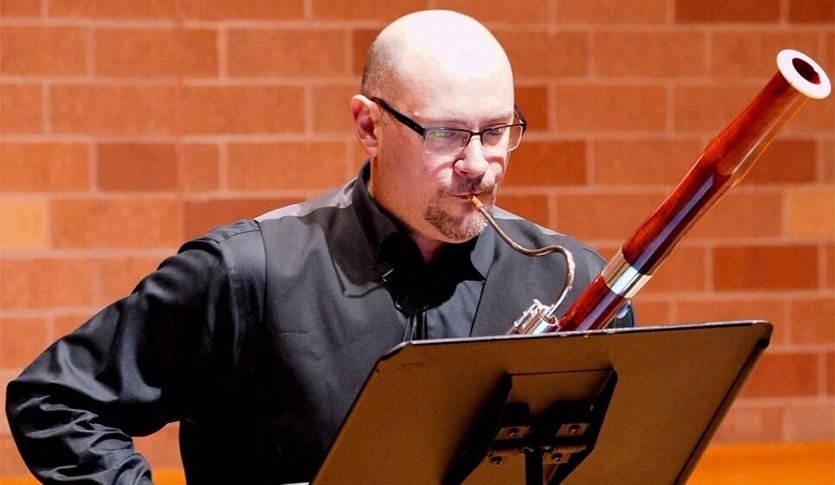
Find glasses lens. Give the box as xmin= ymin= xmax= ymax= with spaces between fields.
xmin=423 ymin=125 xmax=524 ymax=156
xmin=482 ymin=125 xmax=524 ymax=155
xmin=506 ymin=125 xmax=524 ymax=151
xmin=424 ymin=128 xmax=470 ymax=155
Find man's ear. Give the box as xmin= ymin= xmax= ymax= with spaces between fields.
xmin=351 ymin=95 xmax=380 ymax=158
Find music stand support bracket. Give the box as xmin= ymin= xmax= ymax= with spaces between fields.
xmin=447 ymin=370 xmax=617 ymax=485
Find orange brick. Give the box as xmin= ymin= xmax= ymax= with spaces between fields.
xmin=495 ymin=194 xmax=549 ymax=228
xmin=95 ymin=257 xmax=164 ymax=305
xmin=179 ymin=144 xmax=220 ymax=192
xmin=53 ymin=313 xmax=92 ymax=338
xmin=504 ymin=141 xmax=586 ymax=187
xmin=785 ymin=188 xmax=835 ymax=237
xmin=1 ymin=83 xmax=42 ymax=134
xmin=351 ymin=29 xmax=379 ymax=77
xmin=228 ymin=29 xmax=348 ymax=78
xmin=675 ymin=0 xmax=780 ymax=23
xmin=673 ymin=85 xmax=761 ymax=133
xmin=824 ymin=32 xmax=834 ymax=75
xmin=434 ymin=0 xmax=551 ymax=23
xmin=593 ymin=31 xmax=707 ymax=78
xmin=312 ymin=85 xmax=356 ymax=135
xmin=741 ymin=352 xmax=818 ymax=398
xmin=784 ymin=403 xmax=835 ymax=441
xmin=134 ymin=423 xmax=182 ymax=469
xmin=789 ymin=0 xmax=835 ymax=23
xmin=227 ymin=142 xmax=350 ymax=191
xmin=0 ymin=199 xmax=47 ymax=250
xmin=592 ymin=139 xmax=703 ymax=186
xmin=710 ymin=406 xmax=783 ymax=443
xmin=0 ymin=142 xmax=90 ymax=191
xmin=51 ymin=85 xmax=305 ymax=135
xmin=675 ymin=298 xmax=785 ymax=334
xmin=49 ymin=0 xmax=177 ymax=18
xmin=95 ymin=29 xmax=217 ymax=78
xmin=0 ymin=0 xmax=41 ymax=16
xmin=0 ymin=317 xmax=50 ymax=367
xmin=826 ymin=244 xmax=835 ymax=289
xmin=556 ymin=192 xmax=665 ymax=241
xmin=788 ymin=298 xmax=835 ymax=345
xmin=178 ymin=86 xmax=305 ymax=135
xmin=713 ymin=245 xmax=818 ymax=291
xmin=494 ymin=31 xmax=588 ymax=79
xmin=514 ymin=85 xmax=548 ymax=133
xmin=51 ymin=198 xmax=183 ymax=249
xmin=557 ymin=0 xmax=667 ymax=24
xmin=0 ymin=433 xmax=30 ymax=476
xmin=821 ymin=140 xmax=834 ymax=183
xmin=690 ymin=192 xmax=783 ymax=239
xmin=183 ymin=198 xmax=301 ymax=239
xmin=51 ymin=85 xmax=179 ymax=135
xmin=98 ymin=143 xmax=178 ymax=191
xmin=179 ymin=0 xmax=304 ymax=20
xmin=742 ymin=139 xmax=817 ymax=185
xmin=0 ymin=26 xmax=87 ymax=76
xmin=628 ymin=300 xmax=671 ymax=324
xmin=312 ymin=0 xmax=425 ymax=21
xmin=97 ymin=143 xmax=218 ymax=192
xmin=593 ymin=242 xmax=620 ymax=260
xmin=555 ymin=85 xmax=666 ymax=132
xmin=785 ymin=95 xmax=835 ymax=134
xmin=827 ymin=351 xmax=834 ymax=395
xmin=0 ymin=372 xmax=11 ymax=435
xmin=0 ymin=258 xmax=94 ymax=309
xmin=641 ymin=245 xmax=707 ymax=294
xmin=352 ymin=144 xmax=371 ymax=171
xmin=711 ymin=32 xmax=821 ymax=79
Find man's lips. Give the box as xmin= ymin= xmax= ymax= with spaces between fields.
xmin=449 ymin=188 xmax=492 ymax=198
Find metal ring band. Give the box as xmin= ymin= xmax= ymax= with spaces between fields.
xmin=601 ymin=250 xmax=652 ymax=299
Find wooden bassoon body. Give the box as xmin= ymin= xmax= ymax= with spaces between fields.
xmin=504 ymin=49 xmax=831 ymax=335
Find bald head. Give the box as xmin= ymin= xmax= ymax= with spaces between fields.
xmin=361 ymin=10 xmax=513 ymax=103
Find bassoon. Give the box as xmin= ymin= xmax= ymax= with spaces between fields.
xmin=473 ymin=49 xmax=831 ymax=335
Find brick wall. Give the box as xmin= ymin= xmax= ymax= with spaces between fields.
xmin=1 ymin=0 xmax=833 ymax=478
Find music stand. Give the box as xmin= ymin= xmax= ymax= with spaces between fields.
xmin=312 ymin=320 xmax=771 ymax=484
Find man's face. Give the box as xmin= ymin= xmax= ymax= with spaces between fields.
xmin=370 ymin=69 xmax=515 ymax=246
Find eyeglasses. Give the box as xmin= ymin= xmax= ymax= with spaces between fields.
xmin=370 ymin=97 xmax=527 ymax=156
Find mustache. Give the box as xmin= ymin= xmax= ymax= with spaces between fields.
xmin=440 ymin=181 xmax=496 ymax=197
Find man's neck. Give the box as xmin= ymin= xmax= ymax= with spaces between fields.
xmin=408 ymin=231 xmax=446 ymax=263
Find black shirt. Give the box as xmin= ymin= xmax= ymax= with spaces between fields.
xmin=6 ymin=164 xmax=633 ymax=484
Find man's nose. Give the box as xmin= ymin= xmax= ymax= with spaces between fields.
xmin=453 ymin=136 xmax=491 ymax=177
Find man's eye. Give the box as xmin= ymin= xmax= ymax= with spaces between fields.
xmin=483 ymin=127 xmax=507 ymax=141
xmin=428 ymin=129 xmax=458 ymax=140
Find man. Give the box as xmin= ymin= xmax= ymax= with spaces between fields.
xmin=6 ymin=10 xmax=633 ymax=485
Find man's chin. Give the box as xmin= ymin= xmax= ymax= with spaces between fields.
xmin=427 ymin=213 xmax=487 ymax=243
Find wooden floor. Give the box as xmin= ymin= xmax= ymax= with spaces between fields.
xmin=687 ymin=442 xmax=835 ymax=485
xmin=1 ymin=442 xmax=832 ymax=484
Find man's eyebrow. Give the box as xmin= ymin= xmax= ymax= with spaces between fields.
xmin=487 ymin=113 xmax=516 ymax=124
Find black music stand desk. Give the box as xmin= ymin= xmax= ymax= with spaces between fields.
xmin=313 ymin=320 xmax=771 ymax=484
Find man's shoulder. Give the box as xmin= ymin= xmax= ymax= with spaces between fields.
xmin=177 ymin=220 xmax=267 ymax=280
xmin=186 ymin=178 xmax=357 ymax=250
xmin=195 ymin=219 xmax=263 ymax=246
xmin=256 ymin=181 xmax=355 ymax=226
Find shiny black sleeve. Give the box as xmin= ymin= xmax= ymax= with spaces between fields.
xmin=5 ymin=224 xmax=263 ymax=484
